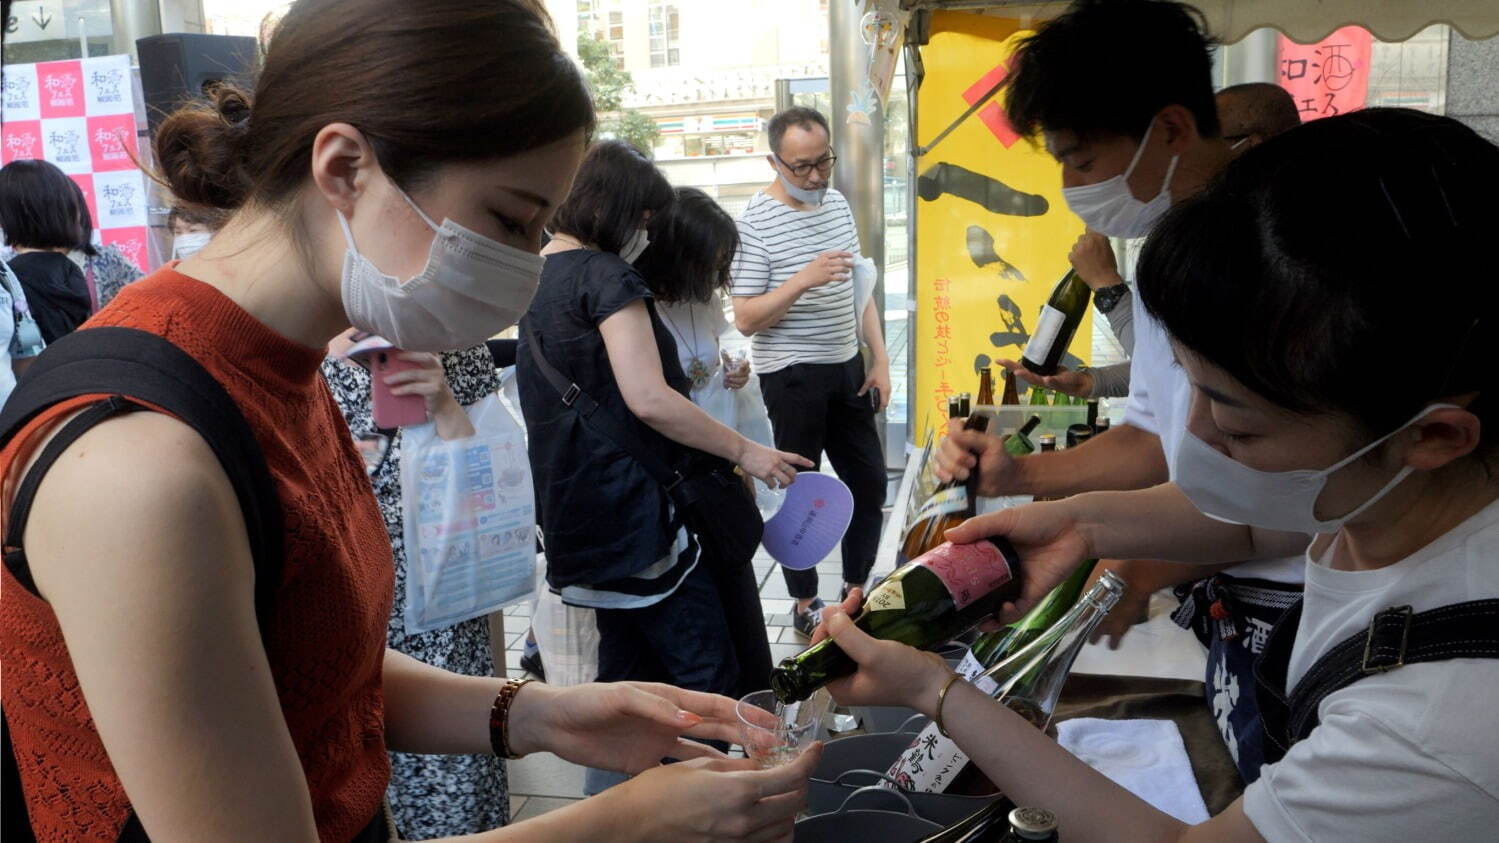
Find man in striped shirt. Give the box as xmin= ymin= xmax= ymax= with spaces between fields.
xmin=731 ymin=107 xmax=891 ymax=637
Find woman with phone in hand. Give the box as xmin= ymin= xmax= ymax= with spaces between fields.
xmin=0 ymin=2 xmax=817 ymax=841
xmin=325 ymin=335 xmax=512 ymax=839
xmin=516 ymin=142 xmax=814 ymax=796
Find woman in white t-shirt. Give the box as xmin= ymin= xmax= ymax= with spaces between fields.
xmin=817 ymin=108 xmax=1498 ymax=841
xmin=634 ymin=186 xmax=775 ymax=699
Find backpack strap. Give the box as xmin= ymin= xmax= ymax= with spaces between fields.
xmin=1255 ymin=598 xmax=1499 ymax=764
xmin=0 ymin=326 xmax=283 ymax=843
xmin=520 ymin=316 xmax=685 ymax=490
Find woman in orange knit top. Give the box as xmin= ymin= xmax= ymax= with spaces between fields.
xmin=0 ymin=1 xmax=817 ymax=841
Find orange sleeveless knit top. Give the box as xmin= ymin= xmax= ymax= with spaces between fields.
xmin=0 ymin=269 xmax=393 ymax=841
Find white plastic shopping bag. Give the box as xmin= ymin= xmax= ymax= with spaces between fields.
xmin=402 ymin=395 xmax=536 ymax=634
xmin=531 ymin=562 xmax=601 ymax=687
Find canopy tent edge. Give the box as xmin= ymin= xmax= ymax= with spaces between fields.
xmin=900 ymin=0 xmax=1499 ymax=43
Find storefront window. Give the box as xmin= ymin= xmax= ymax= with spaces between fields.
xmin=607 ymin=10 xmax=625 ymax=69
xmin=648 ymin=1 xmax=679 ymax=68
xmin=3 ymin=0 xmax=114 ymax=64
xmin=1367 ymin=24 xmax=1449 ymax=114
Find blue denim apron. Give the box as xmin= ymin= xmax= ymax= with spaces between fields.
xmin=1172 ymin=574 xmax=1302 ymax=784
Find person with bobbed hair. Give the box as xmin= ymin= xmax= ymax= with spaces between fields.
xmin=517 ymin=142 xmax=814 ymax=796
xmin=0 ymin=159 xmax=95 ymax=342
xmin=635 ymin=186 xmax=773 ymax=700
xmin=0 ymin=2 xmax=818 ymax=841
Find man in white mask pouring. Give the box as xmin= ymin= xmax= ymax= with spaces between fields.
xmin=933 ymin=0 xmax=1305 ymax=782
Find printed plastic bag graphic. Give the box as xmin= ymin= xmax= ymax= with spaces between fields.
xmin=402 ymin=395 xmax=536 ymax=634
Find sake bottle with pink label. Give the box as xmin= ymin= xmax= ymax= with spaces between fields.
xmin=769 ymin=537 xmax=1023 ymax=704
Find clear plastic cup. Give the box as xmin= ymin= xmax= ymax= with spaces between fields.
xmin=736 ymin=689 xmax=818 ymax=769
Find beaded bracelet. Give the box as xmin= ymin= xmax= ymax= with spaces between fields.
xmin=489 ymin=677 xmax=534 ymax=759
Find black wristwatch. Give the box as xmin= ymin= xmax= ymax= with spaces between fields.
xmin=1093 ymin=283 xmax=1129 ymax=314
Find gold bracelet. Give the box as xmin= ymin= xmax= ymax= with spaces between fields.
xmin=489 ymin=677 xmax=535 ymax=759
xmin=934 ymin=673 xmax=963 ymax=738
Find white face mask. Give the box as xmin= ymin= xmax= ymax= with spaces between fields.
xmin=778 ymin=171 xmax=827 ymax=207
xmin=1171 ymin=403 xmax=1457 ymax=534
xmin=338 ymin=186 xmax=545 ymax=352
xmin=621 ymin=228 xmax=650 ymax=263
xmin=1061 ymin=116 xmax=1180 ymax=239
xmin=172 ymin=231 xmax=212 ymax=260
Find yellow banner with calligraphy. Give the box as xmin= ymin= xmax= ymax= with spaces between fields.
xmin=913 ymin=11 xmax=1089 ymax=444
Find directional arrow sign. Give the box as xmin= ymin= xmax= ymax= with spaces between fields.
xmin=10 ymin=1 xmax=65 ymax=44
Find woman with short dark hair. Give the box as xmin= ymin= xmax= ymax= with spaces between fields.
xmin=516 ymin=143 xmax=813 ymax=794
xmin=0 ymin=159 xmax=94 ymax=342
xmin=636 ymin=186 xmax=774 ymax=699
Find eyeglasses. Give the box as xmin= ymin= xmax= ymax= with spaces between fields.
xmin=776 ymin=150 xmax=837 ymax=178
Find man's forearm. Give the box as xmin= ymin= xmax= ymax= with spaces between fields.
xmin=861 ymin=298 xmax=888 ymax=363
xmin=732 ymin=281 xmax=808 ymax=335
xmin=1012 ymin=423 xmax=1167 ymax=497
xmin=1087 ymin=362 xmax=1131 ymax=399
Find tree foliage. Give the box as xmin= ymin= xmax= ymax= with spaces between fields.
xmin=577 ymin=34 xmax=661 ymax=156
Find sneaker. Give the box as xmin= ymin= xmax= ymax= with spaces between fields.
xmin=519 ymin=637 xmax=546 ymax=680
xmin=793 ymin=598 xmax=828 ymax=638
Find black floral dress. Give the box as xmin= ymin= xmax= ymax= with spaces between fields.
xmin=322 ymin=345 xmax=508 ymax=839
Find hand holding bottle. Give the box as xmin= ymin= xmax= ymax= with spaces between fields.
xmin=1067 ymin=230 xmax=1124 ymax=291
xmin=945 ymin=502 xmax=1093 ymax=625
xmin=933 ymin=419 xmax=1019 ymax=495
xmin=813 ymin=592 xmax=958 ymax=715
xmin=995 ymin=358 xmax=1095 ymax=400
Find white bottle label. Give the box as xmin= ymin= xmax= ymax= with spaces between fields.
xmin=1022 ymin=304 xmax=1067 ymax=363
xmin=955 ymin=649 xmax=999 ymax=695
xmin=911 ymin=486 xmax=968 ymax=525
xmin=867 ymin=580 xmax=906 ymax=612
xmin=884 ymin=718 xmax=970 ymax=793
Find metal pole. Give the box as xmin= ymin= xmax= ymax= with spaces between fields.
xmin=903 ymin=30 xmax=924 ymax=448
xmin=829 ymin=0 xmax=888 ymax=440
xmin=1222 ymin=27 xmax=1280 ymax=86
xmin=108 ymin=0 xmax=163 ymax=62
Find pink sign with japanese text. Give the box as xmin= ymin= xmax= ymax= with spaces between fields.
xmin=1277 ymin=27 xmax=1373 ymax=122
xmin=3 ymin=55 xmax=153 ymax=273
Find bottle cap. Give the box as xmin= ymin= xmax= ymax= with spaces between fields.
xmin=1008 ymin=806 xmax=1059 ymax=838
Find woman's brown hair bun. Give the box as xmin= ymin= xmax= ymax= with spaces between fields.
xmin=151 ymin=83 xmax=255 ymax=211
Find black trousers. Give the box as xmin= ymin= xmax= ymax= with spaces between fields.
xmin=708 ymin=555 xmax=776 ymax=697
xmin=594 ymin=561 xmax=739 ymax=694
xmin=758 ymin=354 xmax=886 ymax=600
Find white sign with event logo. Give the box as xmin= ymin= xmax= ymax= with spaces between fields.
xmin=2 ymin=62 xmax=41 ymax=121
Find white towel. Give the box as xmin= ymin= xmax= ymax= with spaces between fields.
xmin=1056 ymin=717 xmax=1211 ymax=824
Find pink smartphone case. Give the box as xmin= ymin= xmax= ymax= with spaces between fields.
xmin=370 ymin=352 xmax=428 ymax=428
